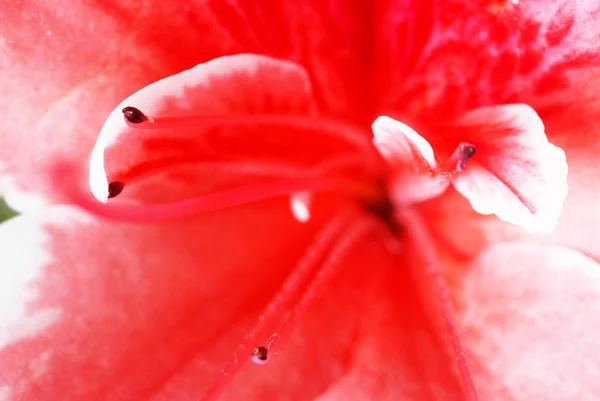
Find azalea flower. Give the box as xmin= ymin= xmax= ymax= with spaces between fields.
xmin=1 ymin=1 xmax=599 ymax=400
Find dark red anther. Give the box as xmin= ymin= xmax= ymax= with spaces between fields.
xmin=107 ymin=181 xmax=125 ymax=198
xmin=251 ymin=346 xmax=268 ymax=365
xmin=122 ymin=106 xmax=149 ymax=124
xmin=459 ymin=143 xmax=476 ymax=160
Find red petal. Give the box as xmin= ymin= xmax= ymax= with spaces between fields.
xmin=0 ymin=203 xmax=467 ymax=400
xmin=371 ymin=116 xmax=452 ymax=205
xmin=375 ymin=0 xmax=600 ymax=118
xmin=447 ymin=105 xmax=567 ymax=233
xmin=90 ymin=54 xmax=364 ymax=203
xmin=455 ymin=243 xmax=600 ymax=400
xmin=0 ymin=202 xmax=317 ymax=400
xmin=372 ymin=116 xmax=436 ymax=170
xmin=1 ymin=1 xmax=372 ymax=209
xmin=424 ymin=107 xmax=600 ymax=263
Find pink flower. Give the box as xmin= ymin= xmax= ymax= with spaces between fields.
xmin=0 ymin=1 xmax=598 ymax=400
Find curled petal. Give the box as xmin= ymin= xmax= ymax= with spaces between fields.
xmin=371 ymin=116 xmax=475 ymax=206
xmin=371 ymin=116 xmax=448 ymax=205
xmin=90 ymin=54 xmax=377 ymax=205
xmin=372 ymin=116 xmax=436 ymax=170
xmin=456 ymin=243 xmax=600 ymax=401
xmin=1 ymin=1 xmax=372 ymax=209
xmin=451 ymin=104 xmax=568 ymax=233
xmin=90 ymin=54 xmax=318 ymax=202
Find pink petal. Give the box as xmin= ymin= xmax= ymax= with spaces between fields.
xmin=0 ymin=201 xmax=319 ymax=400
xmin=1 ymin=1 xmax=372 ymax=209
xmin=0 ymin=202 xmax=466 ymax=400
xmin=372 ymin=116 xmax=437 ymax=169
xmin=371 ymin=116 xmax=453 ymax=205
xmin=535 ymin=113 xmax=600 ymax=259
xmin=89 ymin=54 xmax=358 ymax=203
xmin=375 ymin=0 xmax=600 ymax=119
xmin=450 ymin=104 xmax=568 ymax=233
xmin=455 ymin=242 xmax=600 ymax=400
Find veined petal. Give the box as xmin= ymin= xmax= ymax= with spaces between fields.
xmin=0 ymin=201 xmax=330 ymax=400
xmin=1 ymin=1 xmax=373 ymax=209
xmin=370 ymin=116 xmax=472 ymax=206
xmin=372 ymin=116 xmax=436 ymax=170
xmin=0 ymin=201 xmax=467 ymax=400
xmin=375 ymin=0 xmax=600 ymax=119
xmin=90 ymin=54 xmax=357 ymax=203
xmin=456 ymin=243 xmax=600 ymax=401
xmin=449 ymin=104 xmax=568 ymax=233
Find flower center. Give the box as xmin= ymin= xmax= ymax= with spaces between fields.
xmin=74 ymin=106 xmax=394 ymax=224
xmin=61 ymin=102 xmax=481 ymax=399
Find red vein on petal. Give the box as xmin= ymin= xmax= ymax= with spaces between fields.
xmin=263 ymin=215 xmax=379 ymax=357
xmin=200 ymin=207 xmax=359 ymax=401
xmin=54 ymin=162 xmax=375 ymax=223
xmin=397 ymin=208 xmax=479 ymax=401
xmin=477 ymin=160 xmax=537 ymax=215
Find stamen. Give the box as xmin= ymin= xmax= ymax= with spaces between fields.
xmin=122 ymin=106 xmax=154 ymax=124
xmin=114 ymin=156 xmax=374 ymax=189
xmin=456 ymin=143 xmax=476 ymax=171
xmin=54 ymin=161 xmax=376 ymax=223
xmin=200 ymin=207 xmax=358 ymax=401
xmin=397 ymin=209 xmax=479 ymax=401
xmin=121 ymin=106 xmax=376 ymax=152
xmin=251 ymin=346 xmax=269 ymax=365
xmin=257 ymin=215 xmax=378 ymax=358
xmin=107 ymin=181 xmax=125 ymax=198
xmin=438 ymin=142 xmax=477 ymax=175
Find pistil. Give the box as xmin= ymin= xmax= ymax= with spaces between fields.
xmin=55 ymin=161 xmax=377 ymax=223
xmin=397 ymin=208 xmax=479 ymax=401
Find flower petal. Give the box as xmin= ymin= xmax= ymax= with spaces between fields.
xmin=375 ymin=0 xmax=600 ymax=118
xmin=455 ymin=242 xmax=600 ymax=401
xmin=449 ymin=104 xmax=568 ymax=233
xmin=312 ymin=235 xmax=467 ymax=401
xmin=90 ymin=54 xmax=360 ymax=203
xmin=0 ymin=200 xmax=325 ymax=400
xmin=372 ymin=116 xmax=436 ymax=169
xmin=533 ymin=113 xmax=600 ymax=259
xmin=1 ymin=1 xmax=372 ymax=209
xmin=0 ymin=202 xmax=467 ymax=400
xmin=371 ymin=116 xmax=453 ymax=206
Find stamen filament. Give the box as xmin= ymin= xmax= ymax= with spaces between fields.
xmin=54 ymin=159 xmax=376 ymax=223
xmin=437 ymin=142 xmax=476 ymax=176
xmin=123 ymin=111 xmax=375 ymax=154
xmin=117 ymin=160 xmax=314 ymax=187
xmin=397 ymin=209 xmax=479 ymax=401
xmin=262 ymin=215 xmax=378 ymax=356
xmin=119 ymin=155 xmax=378 ymax=188
xmin=200 ymin=207 xmax=358 ymax=401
